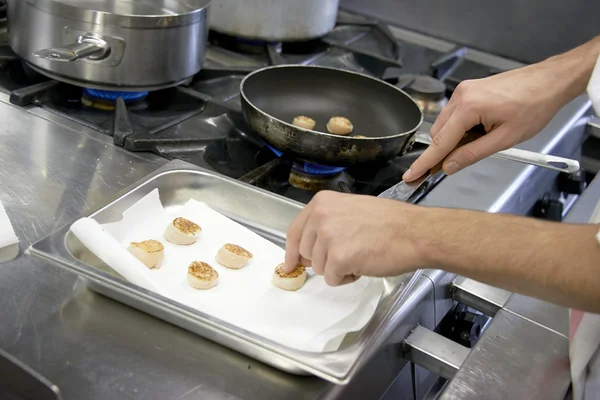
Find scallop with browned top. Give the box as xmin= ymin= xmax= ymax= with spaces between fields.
xmin=128 ymin=239 xmax=164 ymax=269
xmin=164 ymin=217 xmax=201 ymax=245
xmin=272 ymin=263 xmax=308 ymax=291
xmin=292 ymin=116 xmax=316 ymax=130
xmin=187 ymin=261 xmax=219 ymax=290
xmin=326 ymin=116 xmax=353 ymax=135
xmin=216 ymin=243 xmax=253 ymax=269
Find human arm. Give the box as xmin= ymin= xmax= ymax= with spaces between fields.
xmin=403 ymin=34 xmax=600 ymax=181
xmin=284 ymin=191 xmax=600 ymax=314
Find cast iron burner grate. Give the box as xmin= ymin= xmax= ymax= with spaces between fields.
xmin=203 ymin=11 xmax=407 ymax=78
xmin=6 ymin=68 xmax=209 ymax=147
xmin=0 ymin=10 xmax=510 ymax=205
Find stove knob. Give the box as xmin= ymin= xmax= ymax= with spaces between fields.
xmin=439 ymin=309 xmax=483 ymax=348
xmin=454 ymin=311 xmax=483 ymax=348
xmin=533 ymin=195 xmax=563 ymax=221
xmin=558 ymin=171 xmax=586 ymax=195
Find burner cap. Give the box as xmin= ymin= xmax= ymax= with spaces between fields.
xmin=289 ymin=163 xmax=348 ymax=191
xmin=83 ymin=88 xmax=149 ymax=102
xmin=397 ymin=75 xmax=446 ymax=101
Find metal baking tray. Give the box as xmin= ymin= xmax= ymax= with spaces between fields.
xmin=29 ymin=160 xmax=422 ymax=384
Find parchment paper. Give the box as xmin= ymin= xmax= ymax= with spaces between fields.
xmin=0 ymin=197 xmax=19 ymax=250
xmin=70 ymin=189 xmax=383 ymax=352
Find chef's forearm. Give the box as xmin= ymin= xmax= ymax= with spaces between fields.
xmin=541 ymin=34 xmax=600 ymax=107
xmin=419 ymin=208 xmax=600 ymax=313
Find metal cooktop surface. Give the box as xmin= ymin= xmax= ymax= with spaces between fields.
xmin=0 ymin=10 xmax=512 ymax=204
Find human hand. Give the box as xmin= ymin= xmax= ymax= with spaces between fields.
xmin=402 ymin=63 xmax=569 ymax=182
xmin=284 ymin=191 xmax=431 ymax=286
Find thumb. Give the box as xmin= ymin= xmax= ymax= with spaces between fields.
xmin=442 ymin=124 xmax=513 ymax=175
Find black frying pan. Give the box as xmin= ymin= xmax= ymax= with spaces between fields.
xmin=239 ymin=65 xmax=423 ymax=167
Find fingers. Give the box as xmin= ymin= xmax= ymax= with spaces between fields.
xmin=299 ymin=256 xmax=312 ymax=267
xmin=310 ymin=240 xmax=359 ymax=287
xmin=323 ymin=257 xmax=345 ymax=286
xmin=403 ymin=106 xmax=480 ymax=182
xmin=309 ymin=235 xmax=327 ymax=275
xmin=340 ymin=274 xmax=361 ymax=285
xmin=285 ymin=191 xmax=359 ymax=286
xmin=325 ymin=271 xmax=360 ymax=287
xmin=442 ymin=124 xmax=513 ymax=174
xmin=284 ymin=202 xmax=314 ymax=272
xmin=298 ymin=225 xmax=318 ymax=262
xmin=429 ymin=102 xmax=457 ymax=138
xmin=324 ymin=270 xmax=346 ymax=286
xmin=322 ymin=248 xmax=355 ymax=287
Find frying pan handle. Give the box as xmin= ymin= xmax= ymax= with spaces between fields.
xmin=413 ymin=128 xmax=580 ymax=174
xmin=492 ymin=149 xmax=580 ymax=173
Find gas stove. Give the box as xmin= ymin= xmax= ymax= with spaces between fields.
xmin=0 ymin=7 xmax=597 ymax=400
xmin=0 ymin=10 xmax=558 ymax=207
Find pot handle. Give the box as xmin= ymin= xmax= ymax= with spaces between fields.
xmin=413 ymin=131 xmax=580 ymax=174
xmin=33 ymin=35 xmax=110 ymax=62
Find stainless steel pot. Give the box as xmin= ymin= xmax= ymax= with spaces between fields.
xmin=7 ymin=0 xmax=211 ymax=91
xmin=209 ymin=0 xmax=340 ymax=41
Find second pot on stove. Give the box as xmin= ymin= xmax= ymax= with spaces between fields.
xmin=7 ymin=0 xmax=211 ymax=91
xmin=209 ymin=0 xmax=340 ymax=41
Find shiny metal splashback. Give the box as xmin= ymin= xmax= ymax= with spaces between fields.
xmin=340 ymin=0 xmax=598 ymax=63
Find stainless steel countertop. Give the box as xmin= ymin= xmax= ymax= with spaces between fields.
xmin=0 ymin=96 xmax=332 ymax=399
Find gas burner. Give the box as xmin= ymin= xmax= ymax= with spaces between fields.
xmin=289 ymin=162 xmax=354 ymax=192
xmin=261 ymin=144 xmax=353 ymax=191
xmin=209 ymin=31 xmax=274 ymax=55
xmin=82 ymin=88 xmax=149 ymax=111
xmin=265 ymin=144 xmax=346 ymax=176
xmin=208 ymin=30 xmax=329 ymax=57
xmin=293 ymin=161 xmax=346 ymax=176
xmin=0 ymin=10 xmax=512 ymax=206
xmin=397 ymin=74 xmax=448 ymax=122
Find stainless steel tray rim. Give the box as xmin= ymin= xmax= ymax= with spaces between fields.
xmin=29 ymin=160 xmax=423 ymax=384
